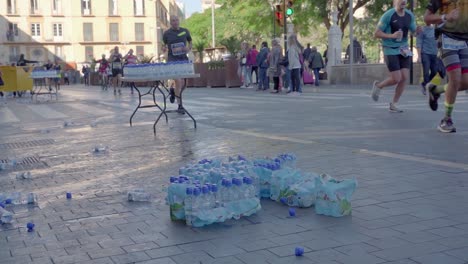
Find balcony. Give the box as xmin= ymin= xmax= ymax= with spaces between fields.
xmin=30 ymin=8 xmax=42 ymax=16
xmin=52 ymin=9 xmax=64 ymax=16
xmin=82 ymin=9 xmax=91 ymax=16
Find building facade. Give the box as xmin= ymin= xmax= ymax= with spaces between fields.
xmin=0 ymin=0 xmax=184 ymax=67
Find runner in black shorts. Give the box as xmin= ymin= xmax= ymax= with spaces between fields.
xmin=162 ymin=15 xmax=192 ymax=114
xmin=424 ymin=0 xmax=468 ymax=133
xmin=109 ymin=46 xmax=123 ymax=95
xmin=371 ymin=0 xmax=421 ymax=112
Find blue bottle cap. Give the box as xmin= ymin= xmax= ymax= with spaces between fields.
xmin=289 ymin=207 xmax=296 ymax=217
xmin=280 ymin=197 xmax=287 ymax=205
xmin=66 ymin=192 xmax=72 ymax=199
xmin=5 ymin=199 xmax=12 ymax=204
xmin=243 ymin=177 xmax=248 ymax=184
xmin=226 ymin=181 xmax=232 ymax=188
xmin=186 ymin=187 xmax=193 ymax=195
xmin=211 ymin=184 xmax=218 ymax=192
xmin=27 ymin=222 xmax=35 ymax=232
xmin=295 ymin=247 xmax=304 ymax=256
xmin=179 ymin=176 xmax=185 ymax=182
xmin=193 ymin=188 xmax=201 ymax=196
xmin=201 ymin=186 xmax=209 ymax=194
xmin=169 ymin=176 xmax=176 ymax=183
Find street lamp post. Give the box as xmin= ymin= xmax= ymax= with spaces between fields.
xmin=211 ymin=0 xmax=215 ymax=48
xmin=349 ymin=0 xmax=354 ymax=84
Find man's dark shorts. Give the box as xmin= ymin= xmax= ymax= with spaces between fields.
xmin=112 ymin=69 xmax=122 ymax=77
xmin=167 ymin=55 xmax=189 ymax=62
xmin=385 ymin=55 xmax=410 ymax=72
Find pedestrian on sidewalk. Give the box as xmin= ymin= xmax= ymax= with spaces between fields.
xmin=424 ymin=0 xmax=468 ymax=133
xmin=268 ymin=38 xmax=283 ymax=93
xmin=256 ymin=42 xmax=270 ymax=91
xmin=239 ymin=42 xmax=252 ymax=88
xmin=371 ymin=0 xmax=420 ymax=112
xmin=248 ymin=45 xmax=259 ymax=85
xmin=287 ymin=34 xmax=303 ymax=95
xmin=307 ymin=47 xmax=325 ymax=87
xmin=416 ymin=22 xmax=438 ymax=95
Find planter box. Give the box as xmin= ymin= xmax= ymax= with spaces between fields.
xmin=90 ymin=72 xmax=100 ymax=86
xmin=207 ymin=63 xmax=226 ymax=88
xmin=225 ymin=59 xmax=242 ymax=88
xmin=190 ymin=63 xmax=207 ymax=87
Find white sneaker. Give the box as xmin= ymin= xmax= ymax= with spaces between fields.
xmin=389 ymin=103 xmax=403 ymax=113
xmin=371 ymin=81 xmax=381 ymax=102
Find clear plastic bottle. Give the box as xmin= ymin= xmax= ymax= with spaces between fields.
xmin=27 ymin=193 xmax=38 ymax=204
xmin=232 ymin=178 xmax=243 ymax=201
xmin=0 ymin=207 xmax=13 ymax=224
xmin=127 ymin=189 xmax=151 ymax=202
xmin=191 ymin=187 xmax=201 ymax=220
xmin=201 ymin=186 xmax=211 ymax=210
xmin=184 ymin=187 xmax=193 ymax=226
xmin=210 ymin=184 xmax=219 ymax=208
xmin=396 ymin=28 xmax=403 ymax=42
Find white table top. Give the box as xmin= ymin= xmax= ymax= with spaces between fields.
xmin=121 ymin=74 xmax=200 ymax=83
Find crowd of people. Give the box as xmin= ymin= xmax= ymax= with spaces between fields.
xmin=238 ymin=35 xmax=325 ymax=95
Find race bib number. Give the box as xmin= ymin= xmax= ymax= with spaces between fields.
xmin=171 ymin=42 xmax=186 ymax=56
xmin=442 ymin=34 xmax=468 ymax=50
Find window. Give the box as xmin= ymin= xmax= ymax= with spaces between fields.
xmin=136 ymin=46 xmax=144 ymax=58
xmin=52 ymin=0 xmax=62 ymax=15
xmin=109 ymin=0 xmax=118 ymax=15
xmin=53 ymin=23 xmax=63 ymax=37
xmin=30 ymin=0 xmax=40 ymax=15
xmin=83 ymin=23 xmax=93 ymax=41
xmin=82 ymin=0 xmax=91 ymax=15
xmin=85 ymin=46 xmax=94 ymax=61
xmin=7 ymin=23 xmax=19 ymax=41
xmin=135 ymin=23 xmax=144 ymax=41
xmin=55 ymin=46 xmax=63 ymax=59
xmin=109 ymin=23 xmax=119 ymax=42
xmin=31 ymin=23 xmax=41 ymax=37
xmin=134 ymin=0 xmax=145 ymax=16
xmin=7 ymin=0 xmax=17 ymax=14
xmin=9 ymin=46 xmax=19 ymax=62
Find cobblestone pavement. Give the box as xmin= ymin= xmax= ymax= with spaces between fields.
xmin=1 ymin=84 xmax=468 ymax=264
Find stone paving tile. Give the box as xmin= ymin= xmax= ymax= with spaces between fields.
xmin=410 ymin=252 xmax=466 ymax=264
xmin=74 ymin=257 xmax=115 ymax=264
xmin=11 ymin=244 xmax=47 ymax=257
xmin=266 ymin=255 xmax=317 ymax=264
xmin=234 ymin=249 xmax=278 ymax=264
xmin=428 ymin=226 xmax=468 ymax=237
xmin=65 ymin=243 xmax=102 ymax=255
xmin=371 ymin=241 xmax=449 ymax=261
xmin=235 ymin=239 xmax=280 ymax=252
xmin=122 ymin=241 xmax=160 ymax=253
xmin=97 ymin=237 xmax=135 ymax=249
xmin=334 ymin=242 xmax=381 ymax=255
xmin=445 ymin=246 xmax=468 ymax=262
xmin=51 ymin=253 xmax=91 ymax=264
xmin=87 ymin=247 xmax=126 ymax=259
xmin=136 ymin=258 xmax=177 ymax=264
xmin=145 ymin=246 xmax=184 ymax=259
xmin=30 ymin=256 xmax=54 ymax=264
xmin=170 ymin=250 xmax=214 ymax=264
xmin=396 ymin=230 xmax=443 ymax=243
xmin=110 ymin=252 xmax=151 ymax=264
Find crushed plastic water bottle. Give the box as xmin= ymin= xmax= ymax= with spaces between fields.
xmin=0 ymin=163 xmax=6 ymax=171
xmin=90 ymin=121 xmax=98 ymax=128
xmin=27 ymin=193 xmax=38 ymax=204
xmin=63 ymin=121 xmax=74 ymax=127
xmin=41 ymin=128 xmax=51 ymax=134
xmin=16 ymin=171 xmax=32 ymax=180
xmin=93 ymin=144 xmax=108 ymax=154
xmin=128 ymin=189 xmax=151 ymax=202
xmin=0 ymin=207 xmax=14 ymax=224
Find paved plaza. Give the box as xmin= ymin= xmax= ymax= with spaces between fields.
xmin=1 ymin=83 xmax=468 ymax=264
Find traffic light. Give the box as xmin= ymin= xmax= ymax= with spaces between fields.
xmin=275 ymin=4 xmax=284 ymax=27
xmin=286 ymin=0 xmax=294 ymax=17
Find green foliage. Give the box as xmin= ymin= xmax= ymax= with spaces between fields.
xmin=219 ymin=36 xmax=241 ymax=55
xmin=194 ymin=40 xmax=207 ymax=62
xmin=207 ymin=61 xmax=225 ymax=70
xmin=139 ymin=55 xmax=154 ymax=64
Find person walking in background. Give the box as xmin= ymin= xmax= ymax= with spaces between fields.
xmin=346 ymin=37 xmax=364 ymax=64
xmin=239 ymin=42 xmax=252 ymax=88
xmin=96 ymin=55 xmax=109 ymax=90
xmin=416 ymin=22 xmax=438 ymax=95
xmin=53 ymin=60 xmax=61 ymax=91
xmin=308 ymin=47 xmax=325 ymax=87
xmin=371 ymin=0 xmax=420 ymax=113
xmin=64 ymin=70 xmax=70 ymax=85
xmin=303 ymin=44 xmax=312 ymax=64
xmin=124 ymin=49 xmax=139 ymax=94
xmin=256 ymin=42 xmax=270 ymax=91
xmin=109 ymin=46 xmax=123 ymax=95
xmin=248 ymin=45 xmax=259 ymax=85
xmin=424 ymin=0 xmax=468 ymax=133
xmin=268 ymin=38 xmax=283 ymax=94
xmin=287 ymin=34 xmax=303 ymax=95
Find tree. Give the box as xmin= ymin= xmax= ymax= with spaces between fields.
xmin=194 ymin=40 xmax=207 ymax=63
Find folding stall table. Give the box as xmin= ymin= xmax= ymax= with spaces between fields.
xmin=122 ymin=74 xmax=200 ymax=134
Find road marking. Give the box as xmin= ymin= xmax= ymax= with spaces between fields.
xmin=26 ymin=104 xmax=68 ymax=119
xmin=67 ymin=103 xmax=114 ymax=115
xmin=359 ymin=149 xmax=468 ymax=170
xmin=0 ymin=106 xmax=20 ymax=123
